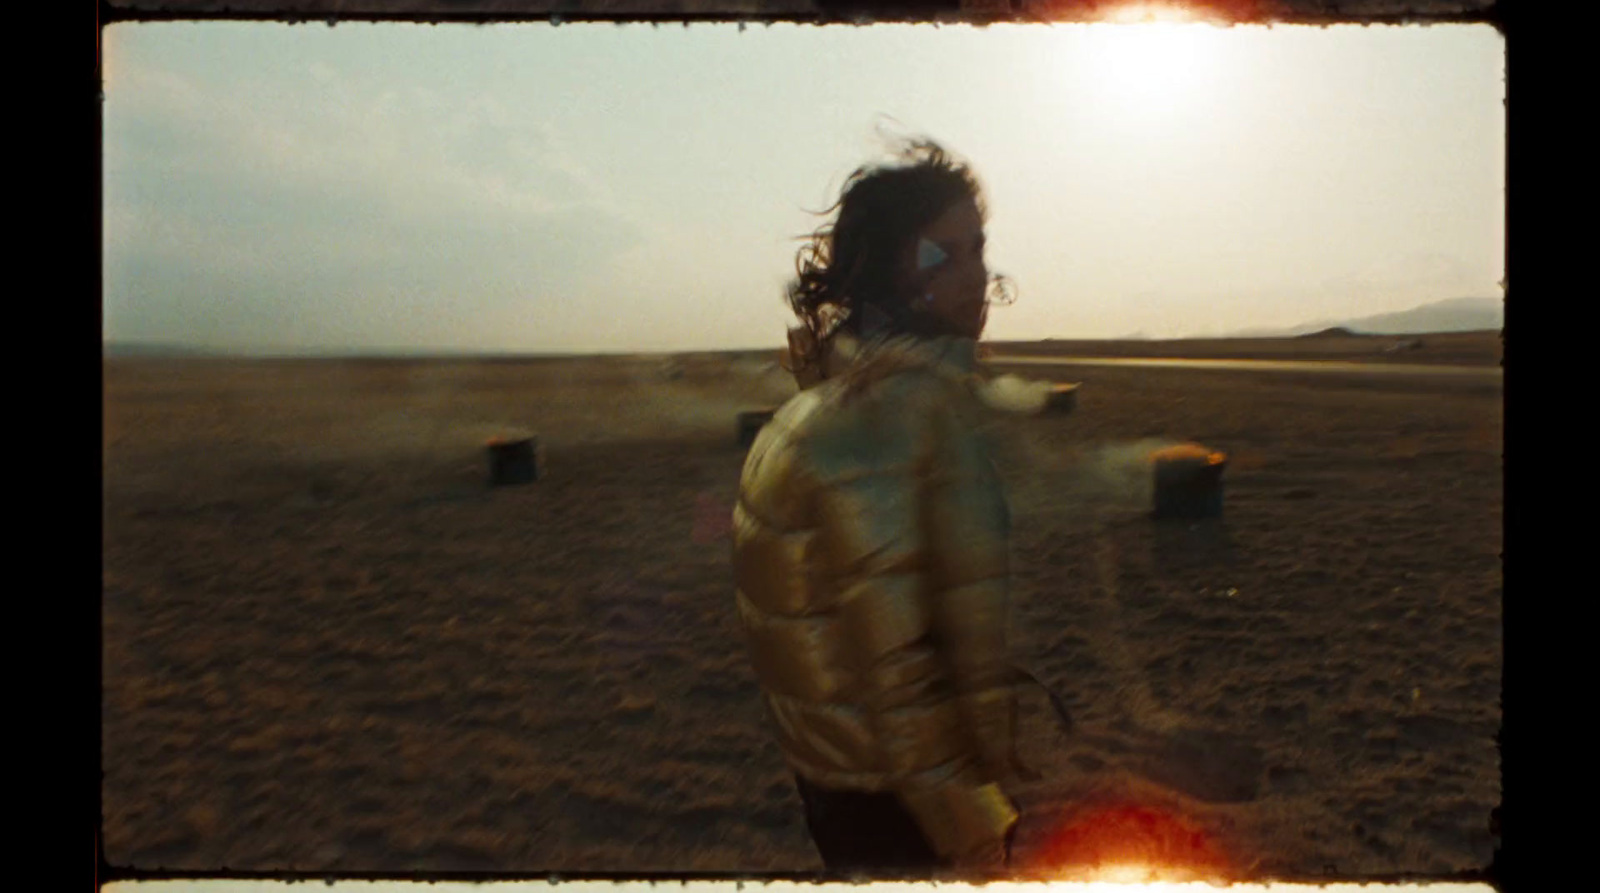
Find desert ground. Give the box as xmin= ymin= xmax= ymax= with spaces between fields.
xmin=101 ymin=331 xmax=1502 ymax=881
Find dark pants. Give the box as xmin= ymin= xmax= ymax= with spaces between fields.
xmin=793 ymin=774 xmax=944 ymax=872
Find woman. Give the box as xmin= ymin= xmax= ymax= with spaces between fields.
xmin=732 ymin=139 xmax=1026 ymax=874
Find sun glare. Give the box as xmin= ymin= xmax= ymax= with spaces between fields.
xmin=1075 ymin=20 xmax=1225 ymax=124
xmin=1030 ymin=802 xmax=1233 ymax=883
xmin=1100 ymin=1 xmax=1201 ymax=24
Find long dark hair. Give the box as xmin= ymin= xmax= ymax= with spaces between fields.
xmin=785 ymin=138 xmax=1015 ymax=374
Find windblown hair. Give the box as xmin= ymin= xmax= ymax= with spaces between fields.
xmin=785 ymin=139 xmax=1016 ymax=376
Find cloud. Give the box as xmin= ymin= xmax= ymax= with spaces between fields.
xmin=103 ymin=61 xmax=645 ymax=351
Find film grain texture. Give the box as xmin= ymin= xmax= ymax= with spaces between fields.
xmin=102 ymin=334 xmax=1501 ymax=877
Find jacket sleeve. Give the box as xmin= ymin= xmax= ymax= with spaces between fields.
xmin=814 ymin=381 xmax=1018 ymax=865
xmin=923 ymin=393 xmax=1019 ymax=784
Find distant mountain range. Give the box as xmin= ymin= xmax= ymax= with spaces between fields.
xmin=1216 ymin=297 xmax=1502 ymax=339
xmin=104 ymin=297 xmax=1504 ymax=359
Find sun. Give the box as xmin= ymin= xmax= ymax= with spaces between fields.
xmin=1077 ymin=18 xmax=1226 ymax=124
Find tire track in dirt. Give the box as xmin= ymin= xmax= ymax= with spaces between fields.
xmin=1082 ymin=517 xmax=1185 ymax=737
xmin=1059 ymin=513 xmax=1269 ymax=809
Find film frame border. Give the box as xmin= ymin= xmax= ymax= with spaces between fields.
xmin=100 ymin=0 xmax=1503 ymax=27
xmin=93 ymin=1 xmax=1517 ymax=890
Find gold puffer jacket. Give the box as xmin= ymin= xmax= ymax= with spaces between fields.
xmin=734 ymin=328 xmax=1024 ymax=866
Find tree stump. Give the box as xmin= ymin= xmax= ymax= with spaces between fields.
xmin=487 ymin=436 xmax=540 ymax=486
xmin=1150 ymin=444 xmax=1227 ymax=520
xmin=1046 ymin=383 xmax=1080 ymax=414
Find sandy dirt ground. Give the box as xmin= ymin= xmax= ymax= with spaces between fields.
xmin=101 ymin=334 xmax=1501 ymax=880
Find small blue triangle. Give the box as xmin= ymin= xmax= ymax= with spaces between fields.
xmin=917 ymin=238 xmax=948 ymax=271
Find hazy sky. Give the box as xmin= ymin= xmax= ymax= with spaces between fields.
xmin=101 ymin=19 xmax=1504 ymax=354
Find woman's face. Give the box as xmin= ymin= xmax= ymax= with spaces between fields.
xmin=898 ymin=198 xmax=990 ymax=339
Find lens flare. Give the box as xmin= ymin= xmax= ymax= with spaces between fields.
xmin=1031 ymin=801 xmax=1231 ymax=882
xmin=1098 ymin=2 xmax=1202 ymax=24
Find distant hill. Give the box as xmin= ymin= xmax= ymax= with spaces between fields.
xmin=1220 ymin=297 xmax=1503 ymax=338
xmin=103 ymin=341 xmax=226 ymax=359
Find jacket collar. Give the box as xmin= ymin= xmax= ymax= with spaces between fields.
xmin=835 ymin=330 xmax=1054 ymax=415
xmin=829 ymin=329 xmax=980 ymax=381
xmin=791 ymin=325 xmax=1046 ymax=413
